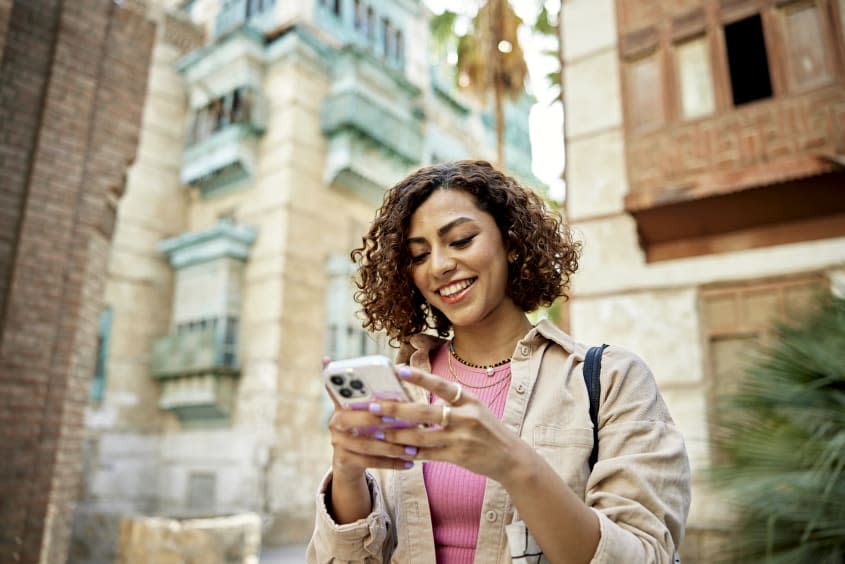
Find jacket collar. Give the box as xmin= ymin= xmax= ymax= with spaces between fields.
xmin=396 ymin=318 xmax=580 ymax=366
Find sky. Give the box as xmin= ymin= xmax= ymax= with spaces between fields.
xmin=423 ymin=0 xmax=567 ymax=201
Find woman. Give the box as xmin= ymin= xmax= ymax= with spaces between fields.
xmin=308 ymin=161 xmax=690 ymax=563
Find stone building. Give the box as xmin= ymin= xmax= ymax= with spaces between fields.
xmin=560 ymin=0 xmax=845 ymax=561
xmin=69 ymin=0 xmax=537 ymax=559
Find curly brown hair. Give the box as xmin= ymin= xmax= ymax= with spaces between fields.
xmin=350 ymin=160 xmax=580 ymax=343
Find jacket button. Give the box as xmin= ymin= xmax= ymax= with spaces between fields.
xmin=485 ymin=510 xmax=497 ymax=522
xmin=515 ymin=383 xmax=526 ymax=394
xmin=519 ymin=345 xmax=529 ymax=356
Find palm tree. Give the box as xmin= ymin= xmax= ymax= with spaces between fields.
xmin=430 ymin=1 xmax=528 ymax=168
xmin=712 ymin=294 xmax=845 ymax=562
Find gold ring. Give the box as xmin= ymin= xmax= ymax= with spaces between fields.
xmin=440 ymin=405 xmax=451 ymax=428
xmin=451 ymin=384 xmax=463 ymax=404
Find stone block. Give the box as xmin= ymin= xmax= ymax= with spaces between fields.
xmin=160 ymin=429 xmax=256 ymax=463
xmin=562 ymin=0 xmax=617 ymax=62
xmin=117 ymin=513 xmax=261 ymax=564
xmin=659 ymin=387 xmax=709 ymax=472
xmin=570 ymin=288 xmax=704 ymax=385
xmin=570 ymin=215 xmax=646 ymax=295
xmin=241 ymin=319 xmax=281 ymax=360
xmin=564 ymin=49 xmax=622 ymax=138
xmin=566 ymin=129 xmax=628 ymax=220
xmin=241 ymin=277 xmax=283 ymax=323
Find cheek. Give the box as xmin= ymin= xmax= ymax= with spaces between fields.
xmin=409 ymin=268 xmax=427 ymax=294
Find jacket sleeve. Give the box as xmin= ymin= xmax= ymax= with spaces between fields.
xmin=306 ymin=470 xmax=393 ymax=563
xmin=585 ymin=347 xmax=691 ymax=564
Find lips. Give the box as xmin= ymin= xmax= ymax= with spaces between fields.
xmin=437 ymin=278 xmax=476 ymax=299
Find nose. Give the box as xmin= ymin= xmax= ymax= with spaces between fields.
xmin=430 ymin=247 xmax=456 ymax=277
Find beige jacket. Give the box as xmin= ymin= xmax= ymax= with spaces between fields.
xmin=307 ymin=320 xmax=690 ymax=563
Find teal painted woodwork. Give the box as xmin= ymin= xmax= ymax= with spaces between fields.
xmin=90 ymin=306 xmax=112 ymax=403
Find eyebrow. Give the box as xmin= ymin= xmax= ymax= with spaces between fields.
xmin=407 ymin=217 xmax=474 ymax=245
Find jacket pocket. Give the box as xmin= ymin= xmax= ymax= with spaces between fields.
xmin=505 ymin=520 xmax=550 ymax=564
xmin=532 ymin=426 xmax=593 ymax=499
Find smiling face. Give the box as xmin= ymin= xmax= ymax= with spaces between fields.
xmin=407 ymin=188 xmax=521 ymax=331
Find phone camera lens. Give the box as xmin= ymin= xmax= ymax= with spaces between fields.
xmin=339 ymin=388 xmax=353 ymax=398
xmin=330 ymin=375 xmax=344 ymax=386
xmin=349 ymin=379 xmax=364 ymax=390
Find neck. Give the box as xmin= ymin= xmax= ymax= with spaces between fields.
xmin=451 ymin=313 xmax=532 ymax=367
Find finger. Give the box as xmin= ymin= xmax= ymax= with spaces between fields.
xmin=368 ymin=399 xmax=450 ymax=427
xmin=382 ymin=427 xmax=451 ymax=449
xmin=337 ymin=451 xmax=416 ymax=471
xmin=322 ymin=356 xmax=332 ymax=369
xmin=335 ymin=433 xmax=420 ymax=461
xmin=329 ymin=409 xmax=388 ymax=433
xmin=396 ymin=366 xmax=470 ymax=405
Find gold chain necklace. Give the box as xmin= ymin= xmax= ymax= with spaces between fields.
xmin=449 ymin=341 xmax=511 ymax=377
xmin=447 ymin=348 xmax=512 ymax=390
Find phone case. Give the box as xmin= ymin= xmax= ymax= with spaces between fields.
xmin=323 ymin=355 xmax=410 ymax=406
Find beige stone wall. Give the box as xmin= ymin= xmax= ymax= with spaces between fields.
xmin=91 ymin=33 xmax=189 ymax=435
xmin=561 ymin=0 xmax=845 ymax=559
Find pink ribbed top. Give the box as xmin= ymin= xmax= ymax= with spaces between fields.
xmin=423 ymin=343 xmax=511 ymax=564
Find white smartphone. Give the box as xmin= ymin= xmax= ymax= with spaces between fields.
xmin=323 ymin=355 xmax=411 ymax=407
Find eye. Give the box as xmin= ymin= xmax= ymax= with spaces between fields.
xmin=451 ymin=234 xmax=477 ymax=248
xmin=410 ymin=252 xmax=429 ymax=265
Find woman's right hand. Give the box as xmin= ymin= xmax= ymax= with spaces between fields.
xmin=328 ymin=404 xmax=419 ymax=484
xmin=326 ymin=400 xmax=418 ymax=524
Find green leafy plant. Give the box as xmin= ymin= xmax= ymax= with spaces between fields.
xmin=712 ymin=293 xmax=845 ymax=563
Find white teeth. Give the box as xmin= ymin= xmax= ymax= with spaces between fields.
xmin=439 ymin=279 xmax=474 ymax=297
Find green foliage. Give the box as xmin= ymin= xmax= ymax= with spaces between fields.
xmin=533 ymin=4 xmax=555 ymax=35
xmin=429 ymin=10 xmax=458 ymax=54
xmin=712 ymin=294 xmax=845 ymax=563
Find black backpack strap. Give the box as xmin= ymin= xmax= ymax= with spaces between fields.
xmin=584 ymin=344 xmax=609 ymax=471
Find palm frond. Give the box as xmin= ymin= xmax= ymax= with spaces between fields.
xmin=533 ymin=4 xmax=555 ymax=35
xmin=712 ymin=294 xmax=845 ymax=563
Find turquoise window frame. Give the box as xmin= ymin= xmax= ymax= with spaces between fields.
xmin=90 ymin=306 xmax=112 ymax=403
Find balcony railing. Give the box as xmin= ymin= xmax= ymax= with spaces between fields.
xmin=151 ymin=318 xmax=239 ymax=424
xmin=321 ymin=90 xmax=423 ymax=164
xmin=215 ymin=0 xmax=277 ymax=37
xmin=150 ymin=318 xmax=238 ymax=379
xmin=181 ymin=87 xmax=265 ymax=194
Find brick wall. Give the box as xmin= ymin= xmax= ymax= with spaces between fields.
xmin=0 ymin=2 xmax=155 ymax=562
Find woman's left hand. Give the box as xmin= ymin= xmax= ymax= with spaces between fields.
xmin=369 ymin=366 xmax=528 ymax=483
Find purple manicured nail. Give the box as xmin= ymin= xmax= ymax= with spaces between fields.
xmin=398 ymin=367 xmax=411 ymax=378
xmin=403 ymin=461 xmax=414 ymax=469
xmin=374 ymin=431 xmax=385 ymax=440
xmin=404 ymin=446 xmax=418 ymax=456
xmin=368 ymin=403 xmax=381 ymax=413
xmin=381 ymin=416 xmax=396 ymax=424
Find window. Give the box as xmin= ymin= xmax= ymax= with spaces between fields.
xmin=354 ymin=0 xmax=367 ymax=34
xmin=782 ymin=2 xmax=831 ymax=90
xmin=676 ymin=36 xmax=715 ymax=119
xmin=366 ymin=6 xmax=374 ymax=42
xmin=186 ymin=87 xmax=255 ymax=146
xmin=325 ymin=255 xmax=390 ymax=360
xmin=700 ymin=275 xmax=827 ymax=464
xmin=90 ymin=306 xmax=112 ymax=403
xmin=187 ymin=472 xmax=216 ymax=514
xmin=332 ymin=0 xmax=341 ymax=17
xmin=382 ymin=18 xmax=393 ymax=59
xmin=625 ymin=53 xmax=665 ymax=131
xmin=394 ymin=29 xmax=404 ymax=66
xmin=724 ymin=14 xmax=773 ymax=106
